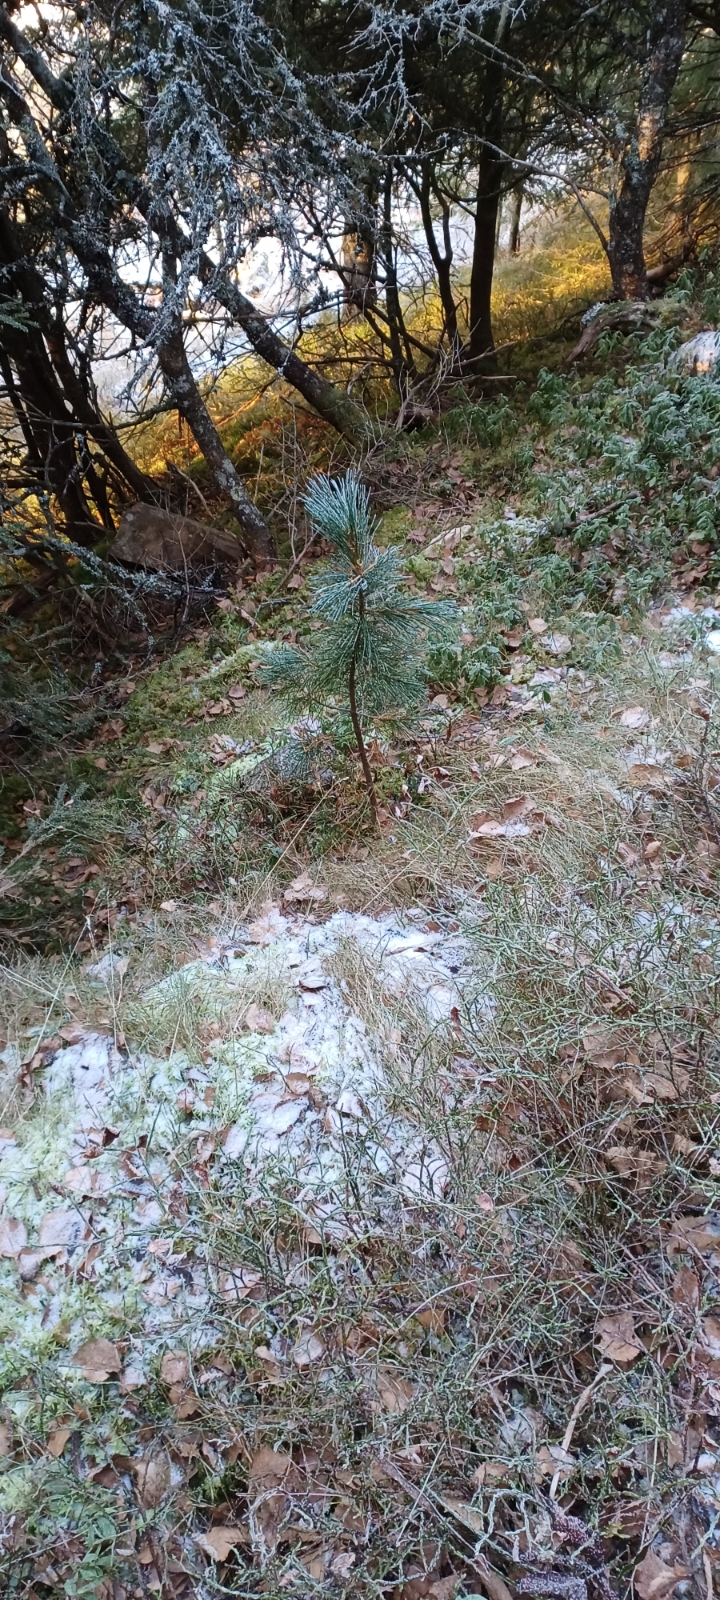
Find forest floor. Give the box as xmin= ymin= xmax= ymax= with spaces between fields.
xmin=2 ymin=271 xmax=720 ymax=1600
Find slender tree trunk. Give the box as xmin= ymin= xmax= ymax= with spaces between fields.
xmin=417 ymin=163 xmax=461 ymax=364
xmin=60 ymin=220 xmax=275 ymax=561
xmin=607 ymin=0 xmax=687 ymax=300
xmin=379 ymin=167 xmax=416 ymax=400
xmin=44 ymin=321 xmax=158 ymax=505
xmin=158 ymin=326 xmax=274 ymax=562
xmin=205 ymin=265 xmax=372 ymax=446
xmin=0 ymin=324 xmax=102 ymax=542
xmin=0 ymin=6 xmax=372 ymax=451
xmin=466 ymin=22 xmax=507 ymax=372
xmin=348 ymin=643 xmax=378 ymax=826
xmin=508 ymin=183 xmax=523 ymax=254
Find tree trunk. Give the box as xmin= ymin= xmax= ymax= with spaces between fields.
xmin=340 ymin=217 xmax=377 ymax=321
xmin=379 ymin=167 xmax=416 ymax=400
xmin=158 ymin=326 xmax=275 ymax=563
xmin=0 ymin=324 xmax=103 ymax=543
xmin=466 ymin=23 xmax=507 ymax=373
xmin=57 ymin=218 xmax=275 ymax=562
xmin=508 ymin=183 xmax=523 ymax=254
xmin=204 ymin=265 xmax=372 ymax=446
xmin=44 ymin=321 xmax=158 ymax=506
xmin=607 ymin=0 xmax=687 ymax=299
xmin=0 ymin=5 xmax=372 ymax=452
xmin=417 ymin=162 xmax=460 ymax=364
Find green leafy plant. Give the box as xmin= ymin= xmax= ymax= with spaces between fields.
xmin=261 ymin=472 xmax=457 ymax=822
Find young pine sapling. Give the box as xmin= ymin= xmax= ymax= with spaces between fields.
xmin=262 ymin=472 xmax=457 ymax=823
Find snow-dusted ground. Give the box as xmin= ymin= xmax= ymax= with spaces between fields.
xmin=0 ymin=907 xmax=483 ymax=1374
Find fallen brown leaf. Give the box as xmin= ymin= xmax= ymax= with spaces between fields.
xmin=596 ymin=1311 xmax=644 ymax=1363
xmin=627 ymin=763 xmax=669 ymax=792
xmin=244 ymin=1002 xmax=276 ymax=1034
xmin=0 ymin=1216 xmax=27 ymax=1257
xmin=283 ymin=872 xmax=326 ymax=905
xmin=617 ymin=706 xmax=651 ymax=729
xmin=376 ymin=1369 xmax=414 ymax=1414
xmin=634 ymin=1548 xmax=688 ymax=1600
xmin=195 ymin=1526 xmax=246 ymax=1561
xmin=71 ymin=1338 xmax=121 ymax=1383
xmin=160 ymin=1351 xmax=189 ymax=1386
xmin=134 ymin=1452 xmax=171 ymax=1508
xmin=46 ymin=1427 xmax=72 ymax=1458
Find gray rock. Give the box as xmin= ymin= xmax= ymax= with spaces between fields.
xmin=110 ymin=502 xmax=243 ymax=570
xmin=671 ymin=330 xmax=720 ymax=377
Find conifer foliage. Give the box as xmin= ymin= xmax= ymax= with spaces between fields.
xmin=263 ymin=473 xmax=457 ymax=822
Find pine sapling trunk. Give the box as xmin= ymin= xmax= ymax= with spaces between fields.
xmin=347 ymin=589 xmax=378 ymax=825
xmin=348 ymin=651 xmax=378 ymax=826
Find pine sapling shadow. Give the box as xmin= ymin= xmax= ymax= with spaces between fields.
xmin=262 ymin=472 xmax=458 ymax=825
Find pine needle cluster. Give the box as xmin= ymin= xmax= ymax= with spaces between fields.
xmin=262 ymin=472 xmax=457 ymax=822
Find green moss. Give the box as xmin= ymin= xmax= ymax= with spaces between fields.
xmin=376 ymin=506 xmax=413 ymax=546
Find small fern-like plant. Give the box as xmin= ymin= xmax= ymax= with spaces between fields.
xmin=262 ymin=472 xmax=457 ymax=823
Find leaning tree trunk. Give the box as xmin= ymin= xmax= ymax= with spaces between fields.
xmin=0 ymin=4 xmax=372 ymax=454
xmin=57 ymin=213 xmax=275 ymax=563
xmin=607 ymin=0 xmax=687 ymax=300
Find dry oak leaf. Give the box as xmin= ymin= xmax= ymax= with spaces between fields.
xmin=634 ymin=1549 xmax=688 ymax=1600
xmin=472 ymin=1460 xmax=509 ymax=1487
xmin=247 ymin=901 xmax=286 ymax=945
xmin=626 ymin=763 xmax=670 ymax=792
xmin=61 ymin=1165 xmax=112 ymax=1199
xmin=534 ymin=1444 xmax=576 ymax=1483
xmin=473 ymin=1554 xmax=515 ymax=1600
xmin=248 ymin=1446 xmax=296 ymax=1551
xmin=38 ymin=1210 xmax=85 ymax=1251
xmin=701 ymin=1316 xmax=720 ymax=1360
xmin=283 ymin=872 xmax=326 ymax=905
xmin=0 ymin=1422 xmax=11 ymax=1456
xmin=160 ymin=1351 xmax=189 ymax=1386
xmin=218 ymin=1265 xmax=264 ymax=1301
xmin=292 ymin=1331 xmax=325 ymax=1368
xmin=509 ymin=748 xmax=536 ymax=771
xmin=71 ymin=1338 xmax=121 ymax=1383
xmin=673 ymin=1266 xmax=700 ymax=1309
xmin=195 ymin=1526 xmax=246 ymax=1562
xmin=376 ymin=1369 xmax=415 ymax=1414
xmin=0 ymin=1216 xmax=27 ymax=1257
xmin=244 ymin=1003 xmax=276 ymax=1035
xmin=440 ymin=1495 xmax=485 ymax=1537
xmin=528 ymin=617 xmax=548 ymax=635
xmin=46 ymin=1427 xmax=72 ymax=1459
xmin=503 ymin=794 xmax=535 ymax=820
xmin=596 ymin=1311 xmax=644 ymax=1363
xmin=617 ymin=707 xmax=651 ymax=729
xmin=134 ymin=1452 xmax=171 ymax=1508
xmin=668 ymin=1214 xmax=720 ymax=1255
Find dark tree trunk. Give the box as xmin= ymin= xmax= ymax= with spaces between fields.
xmin=416 ymin=162 xmax=460 ymax=364
xmin=340 ymin=210 xmax=377 ymax=322
xmin=44 ymin=320 xmax=158 ymax=506
xmin=205 ymin=265 xmax=372 ymax=446
xmin=158 ymin=326 xmax=274 ymax=563
xmin=466 ymin=22 xmax=507 ymax=372
xmin=53 ymin=216 xmax=275 ymax=562
xmin=379 ymin=166 xmax=416 ymax=400
xmin=607 ymin=0 xmax=687 ymax=300
xmin=0 ymin=4 xmax=372 ymax=451
xmin=508 ymin=183 xmax=523 ymax=254
xmin=0 ymin=323 xmax=102 ymax=542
